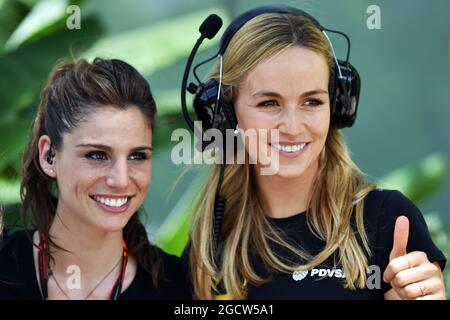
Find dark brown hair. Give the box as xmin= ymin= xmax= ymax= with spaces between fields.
xmin=20 ymin=58 xmax=161 ymax=286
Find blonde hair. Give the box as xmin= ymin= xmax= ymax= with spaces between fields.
xmin=189 ymin=13 xmax=375 ymax=299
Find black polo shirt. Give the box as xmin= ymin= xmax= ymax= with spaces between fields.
xmin=244 ymin=189 xmax=446 ymax=299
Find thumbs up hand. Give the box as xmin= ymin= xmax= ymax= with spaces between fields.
xmin=383 ymin=216 xmax=446 ymax=300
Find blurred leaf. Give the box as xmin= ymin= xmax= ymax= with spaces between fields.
xmin=0 ymin=120 xmax=30 ymax=172
xmin=83 ymin=6 xmax=228 ymax=77
xmin=0 ymin=15 xmax=103 ymax=118
xmin=154 ymin=88 xmax=182 ymax=117
xmin=156 ymin=168 xmax=206 ymax=256
xmin=379 ymin=153 xmax=448 ymax=203
xmin=5 ymin=0 xmax=86 ymax=51
xmin=0 ymin=0 xmax=34 ymax=51
xmin=152 ymin=113 xmax=189 ymax=149
xmin=0 ymin=177 xmax=20 ymax=205
xmin=5 ymin=0 xmax=67 ymax=50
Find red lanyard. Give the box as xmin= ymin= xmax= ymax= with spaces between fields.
xmin=37 ymin=232 xmax=128 ymax=300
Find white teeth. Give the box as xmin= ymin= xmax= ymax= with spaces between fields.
xmin=272 ymin=143 xmax=306 ymax=153
xmin=93 ymin=196 xmax=128 ymax=207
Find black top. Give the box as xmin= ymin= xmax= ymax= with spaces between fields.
xmin=0 ymin=230 xmax=190 ymax=300
xmin=244 ymin=189 xmax=447 ymax=300
xmin=182 ymin=189 xmax=446 ymax=300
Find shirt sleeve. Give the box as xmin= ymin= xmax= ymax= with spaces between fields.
xmin=372 ymin=190 xmax=447 ymax=293
xmin=0 ymin=230 xmax=34 ymax=299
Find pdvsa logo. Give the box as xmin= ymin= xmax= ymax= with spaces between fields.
xmin=292 ymin=268 xmax=345 ymax=281
xmin=292 ymin=270 xmax=308 ymax=281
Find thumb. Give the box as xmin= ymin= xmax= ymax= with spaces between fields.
xmin=389 ymin=215 xmax=410 ymax=261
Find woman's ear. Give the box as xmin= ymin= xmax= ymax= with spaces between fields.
xmin=38 ymin=135 xmax=56 ymax=178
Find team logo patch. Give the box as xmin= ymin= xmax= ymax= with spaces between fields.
xmin=292 ymin=270 xmax=308 ymax=281
xmin=292 ymin=268 xmax=346 ymax=281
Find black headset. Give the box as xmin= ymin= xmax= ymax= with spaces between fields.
xmin=183 ymin=4 xmax=361 ymax=143
xmin=181 ymin=4 xmax=361 ymax=253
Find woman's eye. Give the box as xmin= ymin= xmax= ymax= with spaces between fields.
xmin=128 ymin=152 xmax=149 ymax=161
xmin=304 ymin=99 xmax=324 ymax=107
xmin=257 ymin=100 xmax=279 ymax=108
xmin=85 ymin=151 xmax=107 ymax=161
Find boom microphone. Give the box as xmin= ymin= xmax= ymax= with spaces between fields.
xmin=181 ymin=14 xmax=223 ymax=131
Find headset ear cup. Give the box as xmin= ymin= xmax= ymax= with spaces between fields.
xmin=193 ymin=79 xmax=219 ymax=131
xmin=329 ymin=64 xmax=339 ymax=127
xmin=221 ymin=99 xmax=237 ymax=130
xmin=330 ymin=60 xmax=360 ymax=128
xmin=341 ymin=62 xmax=360 ymax=128
xmin=193 ymin=79 xmax=237 ymax=132
xmin=193 ymin=79 xmax=238 ymax=151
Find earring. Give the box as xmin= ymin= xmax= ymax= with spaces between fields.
xmin=43 ymin=168 xmax=54 ymax=175
xmin=234 ymin=124 xmax=239 ymax=134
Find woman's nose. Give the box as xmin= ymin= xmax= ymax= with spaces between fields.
xmin=105 ymin=159 xmax=130 ymax=189
xmin=278 ymin=106 xmax=305 ymax=136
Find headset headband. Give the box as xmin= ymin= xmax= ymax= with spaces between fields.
xmin=219 ymin=5 xmax=324 ymax=55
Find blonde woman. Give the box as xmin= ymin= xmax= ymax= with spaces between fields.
xmin=185 ymin=5 xmax=446 ymax=300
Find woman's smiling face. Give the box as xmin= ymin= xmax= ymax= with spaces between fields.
xmin=39 ymin=105 xmax=152 ymax=232
xmin=234 ymin=46 xmax=331 ymax=179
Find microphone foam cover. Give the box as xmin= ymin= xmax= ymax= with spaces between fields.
xmin=199 ymin=14 xmax=223 ymax=40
